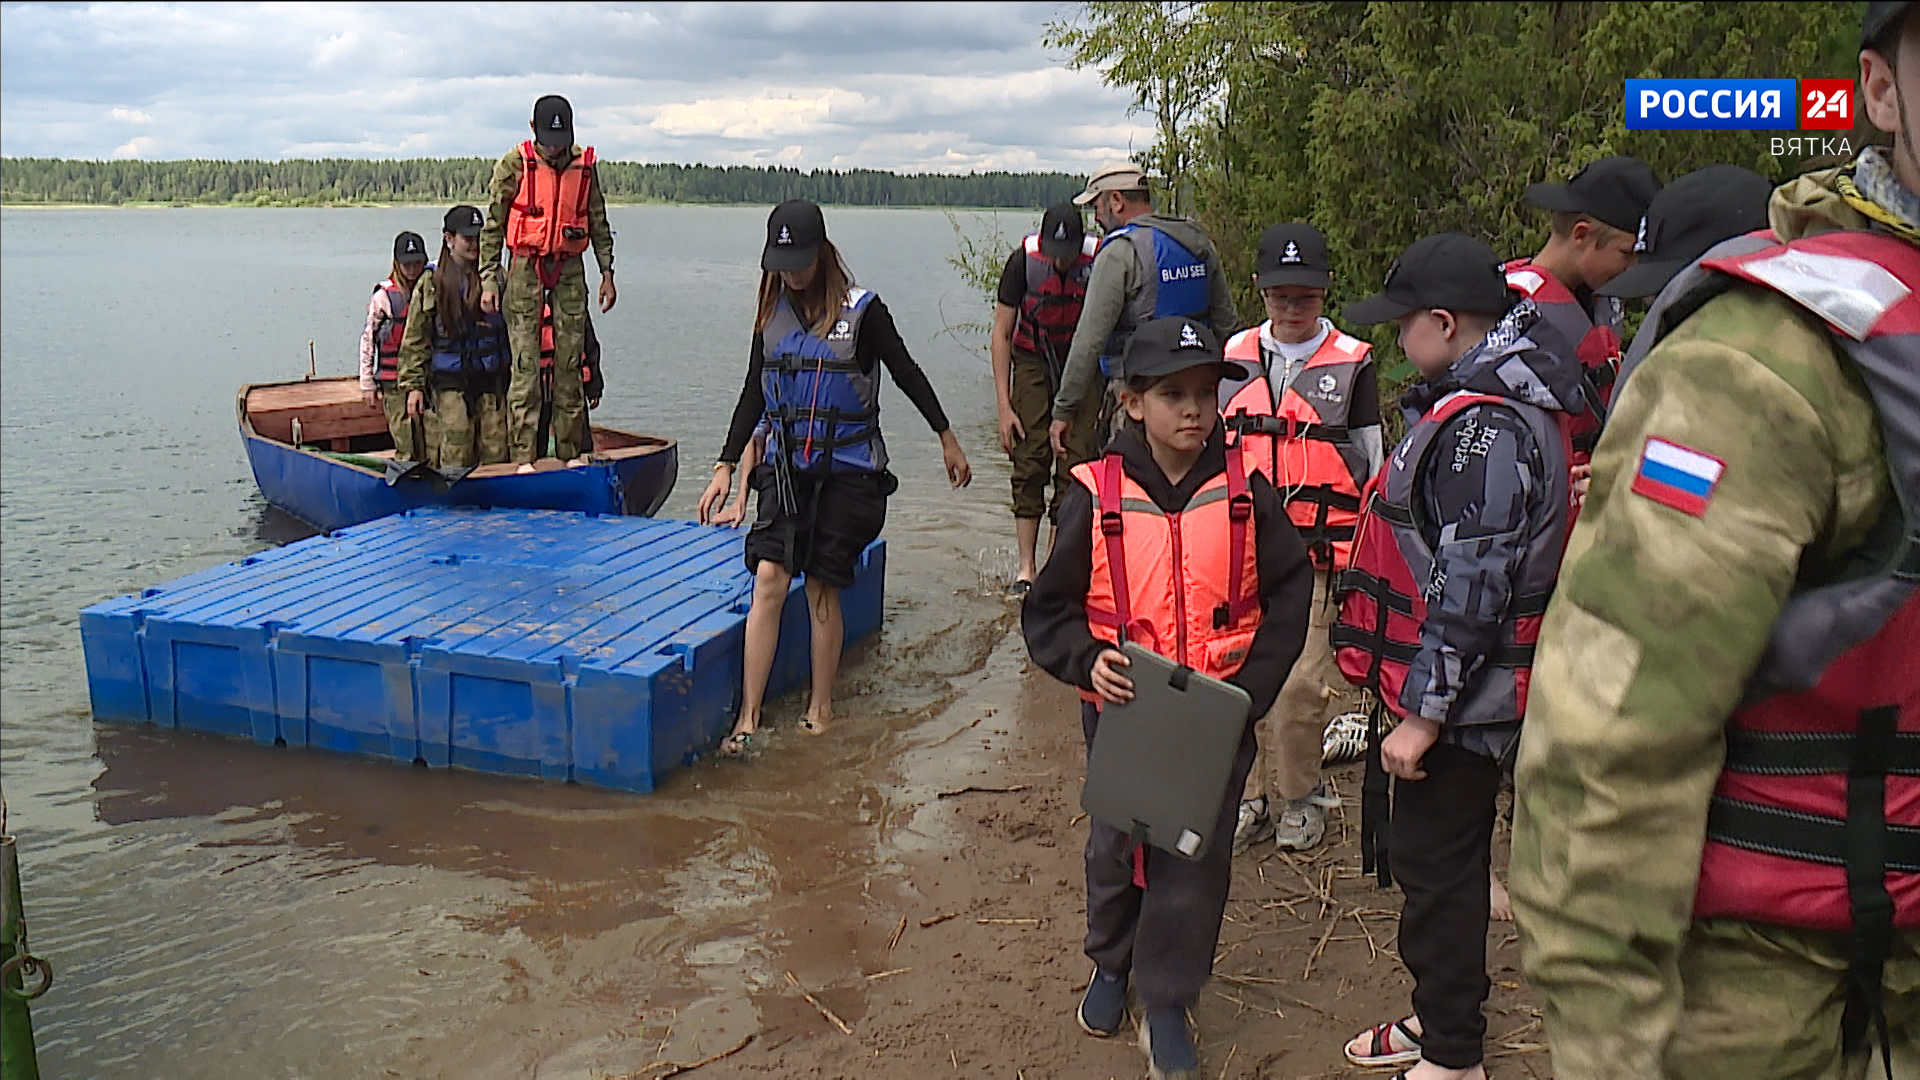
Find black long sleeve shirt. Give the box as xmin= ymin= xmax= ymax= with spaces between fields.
xmin=720 ymin=295 xmax=951 ymax=464
xmin=1020 ymin=425 xmax=1315 ymax=719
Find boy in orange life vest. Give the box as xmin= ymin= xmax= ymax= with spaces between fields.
xmin=992 ymin=202 xmax=1101 ymax=592
xmin=1331 ymin=235 xmax=1584 ymax=1080
xmin=1022 ymin=317 xmax=1313 ymax=1080
xmin=1504 ymin=155 xmax=1659 ymax=461
xmin=1217 ymin=222 xmax=1383 ymax=855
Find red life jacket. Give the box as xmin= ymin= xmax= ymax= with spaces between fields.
xmin=506 ymin=141 xmax=597 ymax=259
xmin=1503 ymin=259 xmax=1622 ymax=459
xmin=1680 ymin=230 xmax=1920 ymax=939
xmin=1220 ymin=325 xmax=1373 ymax=571
xmin=1071 ymin=444 xmax=1262 ymax=707
xmin=1011 ymin=231 xmax=1096 ymax=364
xmin=372 ymin=278 xmax=409 ymax=383
xmin=1333 ymin=390 xmax=1573 ymax=723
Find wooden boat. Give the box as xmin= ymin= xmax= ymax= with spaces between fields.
xmin=238 ymin=377 xmax=678 ymax=533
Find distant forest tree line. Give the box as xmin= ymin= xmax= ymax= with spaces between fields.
xmin=0 ymin=157 xmax=1085 ymax=209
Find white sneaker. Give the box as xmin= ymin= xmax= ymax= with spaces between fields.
xmin=1273 ymin=794 xmax=1327 ymax=852
xmin=1231 ymin=798 xmax=1273 ymax=854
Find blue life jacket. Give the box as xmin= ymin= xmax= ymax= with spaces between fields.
xmin=1100 ymin=221 xmax=1212 ymax=376
xmin=426 ymin=264 xmax=510 ymax=393
xmin=762 ymin=288 xmax=886 ymax=474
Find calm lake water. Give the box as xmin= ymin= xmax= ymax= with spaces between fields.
xmin=0 ymin=204 xmax=1034 ymax=1077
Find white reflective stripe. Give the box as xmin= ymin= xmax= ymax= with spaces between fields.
xmin=1023 ymin=233 xmax=1041 ymax=255
xmin=1328 ymin=330 xmax=1367 ymax=357
xmin=1737 ymin=249 xmax=1911 ymax=341
xmin=1082 ymin=235 xmax=1100 ymax=257
xmin=1506 ymin=269 xmax=1546 ymax=295
xmin=845 ymin=286 xmax=871 ymax=307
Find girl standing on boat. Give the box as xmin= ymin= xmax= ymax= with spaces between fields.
xmin=397 ymin=206 xmax=511 ymax=468
xmin=697 ymin=199 xmax=972 ymax=756
xmin=359 ymin=230 xmax=428 ymax=460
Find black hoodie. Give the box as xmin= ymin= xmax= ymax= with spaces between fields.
xmin=1020 ymin=421 xmax=1315 ymax=719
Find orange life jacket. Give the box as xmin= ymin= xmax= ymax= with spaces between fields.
xmin=506 ymin=140 xmax=597 ymax=259
xmin=1220 ymin=326 xmax=1373 ymax=570
xmin=1071 ymin=444 xmax=1262 ymax=706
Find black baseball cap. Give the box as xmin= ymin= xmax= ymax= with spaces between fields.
xmin=762 ymin=199 xmax=827 ymax=273
xmin=1254 ymin=222 xmax=1331 ymax=289
xmin=1597 ymin=165 xmax=1775 ymax=298
xmin=1343 ymin=233 xmax=1514 ymax=324
xmin=1526 ymin=155 xmax=1662 ymax=234
xmin=1037 ymin=203 xmax=1086 ymax=260
xmin=533 ymin=94 xmax=574 ymax=148
xmin=444 ymin=204 xmax=484 ymax=237
xmin=1121 ymin=317 xmax=1252 ymax=381
xmin=1865 ymin=1 xmax=1913 ymax=49
xmin=393 ymin=231 xmax=427 ymax=263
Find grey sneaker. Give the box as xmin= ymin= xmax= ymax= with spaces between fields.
xmin=1231 ymin=797 xmax=1273 ymax=854
xmin=1273 ymin=790 xmax=1328 ymax=852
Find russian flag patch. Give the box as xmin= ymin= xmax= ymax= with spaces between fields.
xmin=1631 ymin=437 xmax=1725 ymax=518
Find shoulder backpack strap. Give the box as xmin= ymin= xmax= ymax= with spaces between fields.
xmin=1217 ymin=441 xmax=1257 ymax=628
xmin=1098 ymin=452 xmax=1133 ymax=641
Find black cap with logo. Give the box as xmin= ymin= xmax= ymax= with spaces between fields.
xmin=762 ymin=199 xmax=827 ymax=273
xmin=1254 ymin=222 xmax=1331 ymax=289
xmin=443 ymin=204 xmax=485 ymax=237
xmin=1121 ymin=316 xmax=1252 ymax=381
xmin=393 ymin=231 xmax=427 ymax=263
xmin=1597 ymin=165 xmax=1774 ymax=298
xmin=1037 ymin=202 xmax=1086 ymax=260
xmin=533 ymin=94 xmax=574 ymax=149
xmin=1865 ymin=1 xmax=1913 ymax=49
xmin=1343 ymin=233 xmax=1514 ymax=324
xmin=1525 ymin=155 xmax=1662 ymax=234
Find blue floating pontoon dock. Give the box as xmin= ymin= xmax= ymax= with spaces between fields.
xmin=79 ymin=507 xmax=884 ymax=792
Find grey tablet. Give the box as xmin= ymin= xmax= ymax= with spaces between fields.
xmin=1081 ymin=641 xmax=1254 ymax=861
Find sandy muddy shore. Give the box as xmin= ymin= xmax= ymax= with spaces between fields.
xmin=393 ymin=626 xmax=1551 ymax=1080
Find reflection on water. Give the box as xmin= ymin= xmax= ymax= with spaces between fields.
xmin=0 ymin=203 xmax=1029 ymax=1077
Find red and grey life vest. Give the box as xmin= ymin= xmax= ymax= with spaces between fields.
xmin=1070 ymin=443 xmax=1262 ymax=707
xmin=1331 ymin=390 xmax=1573 ymax=725
xmin=1101 ymin=221 xmax=1213 ymax=377
xmin=762 ymin=288 xmax=885 ymax=474
xmin=506 ymin=140 xmax=597 ymax=259
xmin=1666 ymin=230 xmax=1920 ymax=947
xmin=1220 ymin=325 xmax=1373 ymax=570
xmin=372 ymin=277 xmax=410 ymax=383
xmin=1011 ymin=231 xmax=1098 ymax=365
xmin=1503 ymin=259 xmax=1622 ymax=457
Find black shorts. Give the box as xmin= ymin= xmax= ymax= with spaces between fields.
xmin=742 ymin=465 xmax=893 ymax=589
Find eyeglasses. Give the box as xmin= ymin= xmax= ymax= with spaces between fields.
xmin=1262 ymin=291 xmax=1327 ymax=310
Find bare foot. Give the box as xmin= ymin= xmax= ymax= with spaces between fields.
xmin=1405 ymin=1063 xmax=1487 ymax=1080
xmin=799 ymin=710 xmax=832 ymax=736
xmin=1490 ymin=871 xmax=1514 ymax=923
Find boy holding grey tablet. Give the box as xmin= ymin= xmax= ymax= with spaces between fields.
xmin=1022 ymin=315 xmax=1314 ymax=1080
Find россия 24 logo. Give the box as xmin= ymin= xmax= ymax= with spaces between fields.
xmin=1625 ymin=78 xmax=1854 ymax=130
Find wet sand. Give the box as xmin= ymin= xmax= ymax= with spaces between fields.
xmin=373 ymin=626 xmax=1551 ymax=1080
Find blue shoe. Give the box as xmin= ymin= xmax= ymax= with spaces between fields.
xmin=1076 ymin=967 xmax=1128 ymax=1037
xmin=1140 ymin=1006 xmax=1199 ymax=1079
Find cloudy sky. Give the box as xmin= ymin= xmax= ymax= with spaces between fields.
xmin=0 ymin=1 xmax=1153 ymax=173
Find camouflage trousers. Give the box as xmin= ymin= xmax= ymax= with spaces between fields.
xmin=1656 ymin=921 xmax=1919 ymax=1079
xmin=425 ymin=389 xmax=508 ymax=469
xmin=504 ymin=255 xmax=589 ymax=463
xmin=376 ymin=383 xmax=417 ymax=462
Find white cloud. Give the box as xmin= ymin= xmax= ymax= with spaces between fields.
xmin=0 ymin=1 xmax=1154 ymax=174
xmin=111 ymin=135 xmax=156 ymax=159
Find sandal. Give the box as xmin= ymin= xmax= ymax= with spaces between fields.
xmin=1345 ymin=1016 xmax=1422 ymax=1067
xmin=721 ymin=731 xmax=755 ymax=757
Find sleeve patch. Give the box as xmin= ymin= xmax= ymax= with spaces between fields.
xmin=1630 ymin=436 xmax=1726 ymax=518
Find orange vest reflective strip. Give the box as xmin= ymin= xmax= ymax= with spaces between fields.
xmin=1221 ymin=326 xmax=1370 ymax=570
xmin=1070 ymin=446 xmax=1261 ymax=705
xmin=506 ymin=140 xmax=597 ymax=258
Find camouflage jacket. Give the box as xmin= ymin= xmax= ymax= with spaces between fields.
xmin=1510 ymin=162 xmax=1904 ymax=1078
xmin=478 ymin=143 xmax=615 ymax=294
